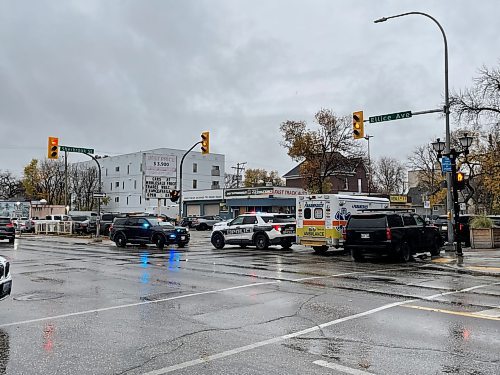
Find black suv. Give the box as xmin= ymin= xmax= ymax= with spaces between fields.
xmin=109 ymin=216 xmax=189 ymax=249
xmin=344 ymin=211 xmax=443 ymax=262
xmin=0 ymin=218 xmax=15 ymax=243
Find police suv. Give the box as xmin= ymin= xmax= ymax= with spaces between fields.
xmin=210 ymin=213 xmax=296 ymax=250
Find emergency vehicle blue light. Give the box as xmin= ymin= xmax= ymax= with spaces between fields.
xmin=169 ymin=234 xmax=176 ymax=239
xmin=143 ymin=223 xmax=149 ymax=228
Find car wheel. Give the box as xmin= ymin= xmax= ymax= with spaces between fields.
xmin=155 ymin=235 xmax=166 ymax=249
xmin=430 ymin=239 xmax=441 ymax=256
xmin=211 ymin=233 xmax=225 ymax=249
xmin=197 ymin=223 xmax=208 ymax=231
xmin=254 ymin=233 xmax=268 ymax=250
xmin=115 ymin=233 xmax=126 ymax=248
xmin=397 ymin=241 xmax=411 ymax=262
xmin=281 ymin=240 xmax=292 ymax=250
xmin=351 ymin=248 xmax=364 ymax=262
xmin=313 ymin=245 xmax=328 ymax=255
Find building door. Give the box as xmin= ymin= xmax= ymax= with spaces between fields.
xmin=204 ymin=204 xmax=219 ymax=216
xmin=186 ymin=205 xmax=201 ymax=216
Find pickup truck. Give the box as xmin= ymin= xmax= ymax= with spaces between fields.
xmin=344 ymin=210 xmax=443 ymax=262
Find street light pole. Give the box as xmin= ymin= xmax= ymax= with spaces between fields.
xmin=374 ymin=12 xmax=454 ymax=246
xmin=178 ymin=142 xmax=202 ymax=221
xmin=85 ymin=153 xmax=102 ymax=237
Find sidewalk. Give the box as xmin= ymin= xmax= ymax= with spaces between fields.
xmin=430 ymin=247 xmax=500 ymax=276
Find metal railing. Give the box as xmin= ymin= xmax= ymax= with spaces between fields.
xmin=35 ymin=221 xmax=73 ymax=235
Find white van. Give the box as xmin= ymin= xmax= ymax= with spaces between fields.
xmin=296 ymin=194 xmax=389 ymax=254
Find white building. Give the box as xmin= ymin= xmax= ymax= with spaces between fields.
xmin=76 ymin=148 xmax=225 ymax=216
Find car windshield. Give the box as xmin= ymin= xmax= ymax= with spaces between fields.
xmin=71 ymin=216 xmax=88 ymax=221
xmin=147 ymin=218 xmax=174 ymax=227
xmin=348 ymin=215 xmax=387 ymax=228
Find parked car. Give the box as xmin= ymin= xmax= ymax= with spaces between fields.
xmin=109 ymin=216 xmax=190 ymax=248
xmin=0 ymin=218 xmax=15 ymax=243
xmin=180 ymin=216 xmax=201 ymax=229
xmin=211 ymin=213 xmax=296 ymax=250
xmin=344 ymin=210 xmax=443 ymax=262
xmin=0 ymin=256 xmax=12 ymax=300
xmin=100 ymin=213 xmax=120 ymax=235
xmin=70 ymin=215 xmax=97 ymax=235
xmin=434 ymin=214 xmax=475 ymax=247
xmin=193 ymin=215 xmax=224 ymax=231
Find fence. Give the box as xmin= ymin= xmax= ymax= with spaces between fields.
xmin=35 ymin=221 xmax=73 ymax=235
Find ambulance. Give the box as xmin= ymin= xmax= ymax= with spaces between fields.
xmin=296 ymin=194 xmax=389 ymax=254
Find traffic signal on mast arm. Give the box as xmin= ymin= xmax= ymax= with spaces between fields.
xmin=455 ymin=171 xmax=466 ymax=190
xmin=201 ymin=131 xmax=210 ymax=155
xmin=47 ymin=137 xmax=59 ymax=159
xmin=353 ymin=111 xmax=364 ymax=139
xmin=170 ymin=190 xmax=180 ymax=202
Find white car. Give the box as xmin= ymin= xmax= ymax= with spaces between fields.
xmin=0 ymin=256 xmax=12 ymax=301
xmin=211 ymin=213 xmax=296 ymax=250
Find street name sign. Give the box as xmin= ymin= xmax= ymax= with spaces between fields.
xmin=369 ymin=111 xmax=412 ymax=123
xmin=60 ymin=146 xmax=95 ymax=154
xmin=441 ymin=156 xmax=452 ymax=172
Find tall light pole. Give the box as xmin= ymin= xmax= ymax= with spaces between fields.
xmin=364 ymin=135 xmax=373 ymax=194
xmin=374 ymin=12 xmax=454 ymax=247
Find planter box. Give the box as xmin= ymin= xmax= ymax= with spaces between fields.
xmin=471 ymin=228 xmax=494 ymax=249
xmin=493 ymin=227 xmax=500 ymax=247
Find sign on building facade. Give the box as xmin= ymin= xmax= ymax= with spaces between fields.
xmin=142 ymin=154 xmax=177 ymax=199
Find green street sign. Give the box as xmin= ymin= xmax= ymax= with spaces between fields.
xmin=59 ymin=145 xmax=95 ymax=154
xmin=369 ymin=111 xmax=412 ymax=123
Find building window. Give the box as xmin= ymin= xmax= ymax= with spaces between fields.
xmin=115 ymin=166 xmax=120 ymax=172
xmin=126 ymin=196 xmax=129 ymax=205
xmin=110 ymin=182 xmax=113 ymax=191
xmin=193 ymin=163 xmax=198 ymax=173
xmin=115 ymin=181 xmax=120 ymax=188
xmin=211 ymin=165 xmax=220 ymax=176
xmin=115 ymin=197 xmax=119 ymax=203
xmin=140 ymin=163 xmax=142 ymax=172
xmin=127 ymin=165 xmax=130 ymax=174
xmin=122 ymin=181 xmax=124 ymax=189
xmin=105 ymin=168 xmax=108 ymax=176
xmin=192 ymin=180 xmax=197 ymax=189
xmin=134 ymin=180 xmax=137 ymax=189
xmin=211 ymin=181 xmax=220 ymax=189
xmin=140 ymin=196 xmax=142 ymax=204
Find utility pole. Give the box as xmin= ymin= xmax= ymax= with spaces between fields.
xmin=364 ymin=135 xmax=373 ymax=195
xmin=232 ymin=162 xmax=247 ymax=188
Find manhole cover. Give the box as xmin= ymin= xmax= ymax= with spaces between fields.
xmin=14 ymin=292 xmax=64 ymax=301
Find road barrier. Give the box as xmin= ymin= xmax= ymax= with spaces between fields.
xmin=35 ymin=221 xmax=73 ymax=235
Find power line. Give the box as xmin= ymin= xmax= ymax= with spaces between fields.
xmin=231 ymin=162 xmax=247 ymax=188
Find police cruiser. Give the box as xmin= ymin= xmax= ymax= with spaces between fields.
xmin=211 ymin=213 xmax=296 ymax=250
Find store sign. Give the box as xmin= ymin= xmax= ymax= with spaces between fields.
xmin=143 ymin=153 xmax=177 ymax=177
xmin=272 ymin=188 xmax=305 ymax=196
xmin=390 ymin=195 xmax=408 ymax=203
xmin=144 ymin=176 xmax=176 ymax=199
xmin=225 ymin=187 xmax=274 ymax=197
xmin=182 ymin=189 xmax=224 ymax=201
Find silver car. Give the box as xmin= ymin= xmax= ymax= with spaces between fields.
xmin=0 ymin=256 xmax=12 ymax=301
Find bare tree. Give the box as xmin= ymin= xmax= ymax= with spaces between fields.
xmin=373 ymin=157 xmax=406 ymax=195
xmin=451 ymin=64 xmax=500 ymax=126
xmin=0 ymin=171 xmax=24 ymax=199
xmin=70 ymin=164 xmax=99 ymax=210
xmin=37 ymin=159 xmax=65 ymax=205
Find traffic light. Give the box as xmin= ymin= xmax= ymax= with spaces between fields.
xmin=47 ymin=137 xmax=59 ymax=159
xmin=352 ymin=111 xmax=364 ymax=139
xmin=201 ymin=131 xmax=210 ymax=155
xmin=455 ymin=171 xmax=466 ymax=190
xmin=170 ymin=190 xmax=180 ymax=202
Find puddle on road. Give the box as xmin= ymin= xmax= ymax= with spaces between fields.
xmin=14 ymin=292 xmax=64 ymax=301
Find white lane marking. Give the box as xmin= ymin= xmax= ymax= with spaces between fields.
xmin=0 ymin=267 xmax=403 ymax=328
xmin=475 ymin=306 xmax=500 ymax=318
xmin=313 ymin=360 xmax=376 ymax=375
xmin=141 ymin=282 xmax=500 ymax=375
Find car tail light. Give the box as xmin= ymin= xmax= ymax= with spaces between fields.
xmin=459 ymin=223 xmax=464 ymax=231
xmin=386 ymin=228 xmax=392 ymax=240
xmin=273 ymin=225 xmax=281 ymax=232
xmin=6 ymin=223 xmax=14 ymax=228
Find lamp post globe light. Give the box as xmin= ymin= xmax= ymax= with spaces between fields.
xmin=374 ymin=11 xmax=455 ymax=248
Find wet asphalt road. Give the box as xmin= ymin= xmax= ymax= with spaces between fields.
xmin=0 ymin=232 xmax=499 ymax=375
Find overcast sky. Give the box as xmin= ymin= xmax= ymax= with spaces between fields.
xmin=1 ymin=0 xmax=499 ymax=178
